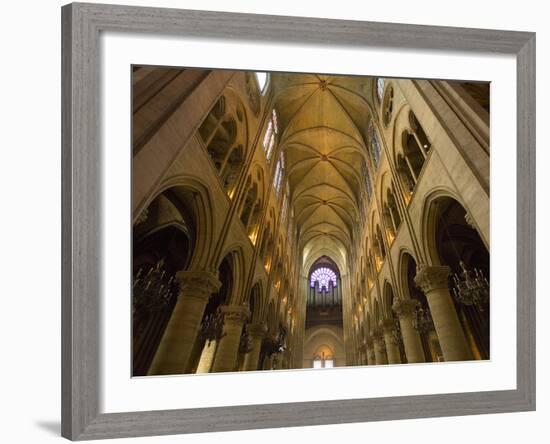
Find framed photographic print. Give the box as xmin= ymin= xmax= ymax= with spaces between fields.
xmin=61 ymin=2 xmax=536 ymax=440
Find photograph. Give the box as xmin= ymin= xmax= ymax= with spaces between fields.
xmin=131 ymin=67 xmax=490 ymax=376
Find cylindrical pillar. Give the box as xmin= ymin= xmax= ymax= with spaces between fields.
xmin=243 ymin=324 xmax=267 ymax=371
xmin=414 ymin=265 xmax=473 ymax=361
xmin=372 ymin=329 xmax=388 ymax=365
xmin=393 ymin=298 xmax=426 ymax=363
xmin=272 ymin=353 xmax=283 ymax=370
xmin=148 ymin=270 xmax=221 ymax=375
xmin=365 ymin=338 xmax=376 ymax=365
xmin=356 ymin=343 xmax=367 ymax=365
xmin=263 ymin=353 xmax=274 ymax=370
xmin=381 ymin=319 xmax=402 ymax=364
xmin=195 ymin=340 xmax=217 ymax=373
xmin=211 ymin=305 xmax=250 ymax=372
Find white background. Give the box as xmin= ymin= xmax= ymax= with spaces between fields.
xmin=0 ymin=0 xmax=546 ymax=443
xmin=101 ymin=33 xmax=517 ymax=413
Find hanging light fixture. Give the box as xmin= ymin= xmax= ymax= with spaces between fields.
xmin=413 ymin=305 xmax=434 ymax=334
xmin=438 ymin=203 xmax=490 ymax=312
xmin=451 ymin=261 xmax=489 ymax=312
xmin=391 ymin=318 xmax=404 ymax=348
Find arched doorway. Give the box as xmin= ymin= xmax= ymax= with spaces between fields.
xmin=304 ymin=256 xmax=345 ymax=368
xmin=428 ymin=196 xmax=490 ymax=359
xmin=132 ymin=189 xmax=196 ymax=376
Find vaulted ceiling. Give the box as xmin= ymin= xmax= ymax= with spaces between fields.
xmin=270 ymin=73 xmax=376 ymax=274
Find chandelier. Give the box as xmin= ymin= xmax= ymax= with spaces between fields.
xmin=238 ymin=327 xmax=253 ymax=355
xmin=133 ymin=259 xmax=179 ymax=315
xmin=413 ymin=305 xmax=434 ymax=334
xmin=198 ymin=310 xmax=226 ymax=345
xmin=391 ymin=318 xmax=404 ymax=348
xmin=439 ymin=206 xmax=490 ymax=313
xmin=451 ymin=260 xmax=489 ymax=311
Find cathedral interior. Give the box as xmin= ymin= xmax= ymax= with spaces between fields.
xmin=131 ymin=67 xmax=490 ymax=376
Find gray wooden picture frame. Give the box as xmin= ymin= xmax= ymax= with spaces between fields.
xmin=61 ymin=2 xmax=536 ymax=440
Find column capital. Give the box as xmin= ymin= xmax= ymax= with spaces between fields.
xmin=393 ymin=298 xmax=419 ymax=317
xmin=175 ymin=270 xmax=221 ymax=301
xmin=220 ymin=304 xmax=250 ymax=324
xmin=414 ymin=264 xmax=451 ymax=293
xmin=371 ymin=328 xmax=384 ymax=341
xmin=380 ymin=318 xmax=398 ymax=334
xmin=248 ymin=323 xmax=268 ymax=338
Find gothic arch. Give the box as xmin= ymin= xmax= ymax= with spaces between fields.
xmin=420 ymin=187 xmax=468 ymax=266
xmin=143 ymin=176 xmax=216 ymax=270
xmin=248 ymin=281 xmax=266 ymax=324
xmin=396 ymin=248 xmax=418 ymax=300
xmin=216 ymin=245 xmax=247 ymax=305
xmin=382 ymin=281 xmax=396 ymax=320
xmin=198 ymin=87 xmax=249 ymax=198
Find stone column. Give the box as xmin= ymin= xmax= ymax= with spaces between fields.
xmin=365 ymin=338 xmax=376 ymax=365
xmin=357 ymin=343 xmax=367 ymax=365
xmin=381 ymin=319 xmax=402 ymax=364
xmin=211 ymin=305 xmax=250 ymax=372
xmin=195 ymin=340 xmax=217 ymax=373
xmin=243 ymin=323 xmax=267 ymax=371
xmin=372 ymin=329 xmax=388 ymax=365
xmin=414 ymin=265 xmax=473 ymax=361
xmin=272 ymin=352 xmax=283 ymax=370
xmin=393 ymin=298 xmax=426 ymax=363
xmin=148 ymin=270 xmax=221 ymax=375
xmin=264 ymin=353 xmax=274 ymax=370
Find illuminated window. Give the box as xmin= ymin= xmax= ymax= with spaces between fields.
xmin=255 ymin=72 xmax=268 ymax=93
xmin=273 ymin=150 xmax=285 ymax=195
xmin=263 ymin=109 xmax=278 ymax=160
xmin=376 ymin=78 xmax=385 ymax=101
xmin=310 ymin=267 xmax=337 ymax=291
xmin=281 ymin=182 xmax=290 ymax=223
xmin=312 ymin=355 xmax=334 ymax=369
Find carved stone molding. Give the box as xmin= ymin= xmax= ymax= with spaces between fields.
xmin=414 ymin=264 xmax=451 ymax=293
xmin=248 ymin=323 xmax=268 ymax=338
xmin=220 ymin=304 xmax=250 ymax=324
xmin=380 ymin=318 xmax=398 ymax=334
xmin=175 ymin=270 xmax=221 ymax=301
xmin=134 ymin=207 xmax=149 ymax=225
xmin=393 ymin=298 xmax=419 ymax=317
xmin=464 ymin=212 xmax=477 ymax=230
xmin=371 ymin=328 xmax=384 ymax=341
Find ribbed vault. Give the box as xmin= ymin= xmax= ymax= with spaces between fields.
xmin=271 ymin=73 xmax=375 ymax=270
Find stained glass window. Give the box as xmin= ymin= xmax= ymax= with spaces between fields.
xmin=263 ymin=109 xmax=278 ymax=160
xmin=368 ymin=120 xmax=381 ymax=169
xmin=281 ymin=182 xmax=290 ymax=223
xmin=376 ymin=78 xmax=385 ymax=101
xmin=310 ymin=267 xmax=338 ymax=291
xmin=312 ymin=356 xmax=334 ymax=368
xmin=273 ymin=150 xmax=285 ymax=196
